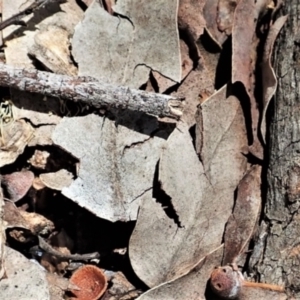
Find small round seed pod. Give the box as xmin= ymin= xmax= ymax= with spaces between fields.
xmin=210 ymin=265 xmax=242 ymax=299
xmin=210 ymin=264 xmax=285 ymax=299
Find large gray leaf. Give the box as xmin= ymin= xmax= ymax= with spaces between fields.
xmin=72 ymin=0 xmax=181 ymax=88
xmin=52 ymin=113 xmax=167 ymax=222
xmin=129 ymin=85 xmax=247 ymax=287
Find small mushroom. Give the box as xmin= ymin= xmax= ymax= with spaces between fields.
xmin=70 ymin=265 xmax=107 ymax=300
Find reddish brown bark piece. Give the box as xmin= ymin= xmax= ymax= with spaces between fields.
xmin=222 ymin=165 xmax=262 ymax=265
xmin=261 ymin=15 xmax=288 ymax=143
xmin=0 ymin=187 xmax=5 ymax=280
xmin=232 ymin=0 xmax=269 ymax=159
xmin=171 ymin=42 xmax=218 ymax=127
xmin=217 ymin=0 xmax=239 ymax=35
xmin=203 ymin=0 xmax=228 ymax=47
xmin=178 ymin=0 xmax=206 ymax=41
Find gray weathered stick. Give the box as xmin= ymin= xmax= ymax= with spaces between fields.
xmin=0 ymin=64 xmax=184 ymax=118
xmin=38 ymin=236 xmax=100 ymax=261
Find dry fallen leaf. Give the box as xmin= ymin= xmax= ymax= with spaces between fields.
xmin=12 ymin=92 xmax=61 ymax=125
xmin=152 ymin=39 xmax=193 ymax=93
xmin=28 ymin=150 xmax=50 ymax=170
xmin=72 ymin=0 xmax=181 ymax=88
xmin=0 ymin=246 xmax=50 ymax=299
xmin=46 ymin=273 xmax=78 ymax=300
xmin=4 ymin=201 xmax=54 ymax=236
xmin=29 ymin=25 xmax=78 ymax=76
xmin=19 ymin=210 xmax=55 ymax=235
xmin=137 ymin=245 xmax=224 ymax=300
xmin=52 ymin=113 xmax=167 ymax=222
xmin=0 ymin=119 xmax=34 ymax=167
xmin=28 ymin=125 xmax=58 ymax=147
xmin=40 ymin=169 xmax=74 ymax=191
xmin=173 ymin=47 xmax=217 ymax=127
xmin=2 ymin=170 xmax=34 ymax=202
xmin=104 ymin=271 xmax=140 ymax=300
xmin=222 ymin=165 xmax=262 ymax=265
xmin=4 ymin=201 xmax=30 ymax=230
xmin=129 ymin=123 xmax=211 ymax=287
xmin=3 ymin=0 xmax=83 ymax=68
xmin=2 ymin=0 xmax=82 ymax=145
xmin=154 ymin=38 xmax=218 ymax=124
xmin=12 ymin=102 xmax=61 ymax=147
xmin=129 ymin=87 xmax=247 ymax=287
xmin=80 ymin=0 xmax=94 ymax=7
xmin=12 ymin=97 xmax=61 ymax=125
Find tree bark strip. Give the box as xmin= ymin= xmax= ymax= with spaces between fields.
xmin=0 ymin=64 xmax=184 ymax=118
xmin=252 ymin=1 xmax=300 ymax=297
xmin=0 ymin=184 xmax=5 ymax=280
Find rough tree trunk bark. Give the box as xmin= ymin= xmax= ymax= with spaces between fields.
xmin=251 ymin=1 xmax=300 ymax=298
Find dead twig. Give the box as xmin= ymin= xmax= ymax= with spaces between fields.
xmin=0 ymin=63 xmax=184 ymax=118
xmin=0 ymin=0 xmax=60 ymax=31
xmin=38 ymin=236 xmax=100 ymax=261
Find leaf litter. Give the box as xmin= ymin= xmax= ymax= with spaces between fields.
xmin=0 ymin=0 xmax=288 ymax=299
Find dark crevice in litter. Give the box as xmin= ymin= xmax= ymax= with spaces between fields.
xmin=189 ymin=124 xmax=197 ymax=152
xmin=152 ymin=161 xmax=182 ymax=228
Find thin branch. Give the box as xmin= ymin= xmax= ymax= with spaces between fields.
xmin=0 ymin=64 xmax=184 ymax=118
xmin=38 ymin=236 xmax=100 ymax=261
xmin=0 ymin=0 xmax=60 ymax=31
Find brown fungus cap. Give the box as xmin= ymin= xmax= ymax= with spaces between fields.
xmin=70 ymin=265 xmax=107 ymax=300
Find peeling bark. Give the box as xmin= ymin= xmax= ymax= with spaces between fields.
xmin=0 ymin=183 xmax=5 ymax=280
xmin=251 ymin=2 xmax=300 ymax=298
xmin=0 ymin=64 xmax=184 ymax=118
